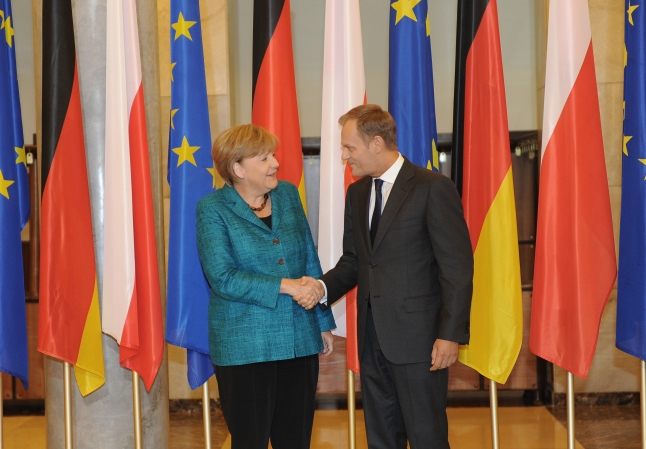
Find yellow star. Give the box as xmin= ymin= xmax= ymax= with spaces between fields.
xmin=170 ymin=108 xmax=179 ymax=129
xmin=172 ymin=136 xmax=200 ymax=167
xmin=208 ymin=165 xmax=226 ymax=189
xmin=2 ymin=13 xmax=14 ymax=48
xmin=628 ymin=3 xmax=640 ymax=26
xmin=426 ymin=15 xmax=430 ymax=37
xmin=432 ymin=139 xmax=439 ymax=170
xmin=207 ymin=167 xmax=217 ymax=188
xmin=391 ymin=0 xmax=421 ymax=25
xmin=170 ymin=62 xmax=177 ymax=82
xmin=0 ymin=169 xmax=15 ymax=199
xmin=15 ymin=146 xmax=27 ymax=167
xmin=624 ymin=135 xmax=633 ymax=156
xmin=640 ymin=159 xmax=646 ymax=180
xmin=625 ymin=43 xmax=628 ymax=67
xmin=171 ymin=12 xmax=196 ymax=41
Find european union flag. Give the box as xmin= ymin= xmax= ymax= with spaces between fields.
xmin=0 ymin=0 xmax=29 ymax=388
xmin=166 ymin=0 xmax=215 ymax=389
xmin=617 ymin=1 xmax=646 ymax=360
xmin=388 ymin=0 xmax=439 ymax=171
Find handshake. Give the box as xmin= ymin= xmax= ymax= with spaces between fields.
xmin=282 ymin=276 xmax=325 ymax=310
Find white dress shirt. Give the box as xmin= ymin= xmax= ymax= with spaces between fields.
xmin=368 ymin=153 xmax=405 ymax=226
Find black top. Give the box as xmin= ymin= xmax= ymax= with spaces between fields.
xmin=259 ymin=214 xmax=272 ymax=229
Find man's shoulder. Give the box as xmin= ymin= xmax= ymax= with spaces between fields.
xmin=403 ymin=161 xmax=450 ymax=186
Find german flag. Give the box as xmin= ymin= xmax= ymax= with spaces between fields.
xmin=38 ymin=0 xmax=104 ymax=396
xmin=252 ymin=0 xmax=306 ymax=210
xmin=452 ymin=0 xmax=522 ymax=384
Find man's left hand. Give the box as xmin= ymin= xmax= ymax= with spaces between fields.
xmin=430 ymin=339 xmax=459 ymax=371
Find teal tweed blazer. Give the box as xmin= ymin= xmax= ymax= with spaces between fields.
xmin=196 ymin=181 xmax=336 ymax=366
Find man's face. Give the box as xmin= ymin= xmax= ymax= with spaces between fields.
xmin=340 ymin=119 xmax=379 ymax=178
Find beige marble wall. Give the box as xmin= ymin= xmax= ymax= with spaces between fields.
xmin=157 ymin=0 xmax=230 ymax=400
xmin=536 ymin=0 xmax=637 ymax=394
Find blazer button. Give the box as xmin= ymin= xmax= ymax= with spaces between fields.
xmin=273 ymin=238 xmax=280 ymax=244
xmin=369 ymin=263 xmax=376 ymax=268
xmin=278 ymin=258 xmax=285 ymax=265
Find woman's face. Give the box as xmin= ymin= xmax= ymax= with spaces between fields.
xmin=235 ymin=151 xmax=279 ymax=192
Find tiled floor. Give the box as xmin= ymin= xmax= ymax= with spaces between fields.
xmin=3 ymin=405 xmax=642 ymax=448
xmin=549 ymin=405 xmax=642 ymax=449
xmin=3 ymin=405 xmax=641 ymax=449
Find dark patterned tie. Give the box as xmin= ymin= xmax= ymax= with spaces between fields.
xmin=370 ymin=178 xmax=384 ymax=246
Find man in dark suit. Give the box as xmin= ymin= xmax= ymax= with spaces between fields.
xmin=318 ymin=104 xmax=473 ymax=449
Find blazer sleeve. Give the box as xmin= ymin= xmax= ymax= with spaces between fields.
xmin=426 ymin=176 xmax=474 ymax=344
xmin=292 ymin=187 xmax=336 ymax=332
xmin=319 ymin=187 xmax=360 ymax=309
xmin=196 ymin=197 xmax=282 ymax=309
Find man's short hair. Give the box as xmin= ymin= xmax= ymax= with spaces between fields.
xmin=211 ymin=124 xmax=278 ymax=186
xmin=338 ymin=104 xmax=397 ymax=149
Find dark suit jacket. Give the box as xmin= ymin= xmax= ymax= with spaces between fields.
xmin=321 ymin=158 xmax=473 ymax=365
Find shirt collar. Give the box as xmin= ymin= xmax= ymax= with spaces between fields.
xmin=375 ymin=153 xmax=404 ymax=185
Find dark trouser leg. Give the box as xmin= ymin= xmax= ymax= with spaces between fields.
xmin=360 ymin=307 xmax=408 ymax=449
xmin=269 ymin=354 xmax=319 ymax=449
xmin=215 ymin=362 xmax=275 ymax=449
xmin=387 ymin=359 xmax=450 ymax=449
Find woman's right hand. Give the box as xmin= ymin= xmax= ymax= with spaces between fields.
xmin=280 ymin=277 xmax=324 ymax=310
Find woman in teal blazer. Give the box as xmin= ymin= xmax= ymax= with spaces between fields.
xmin=196 ymin=124 xmax=335 ymax=449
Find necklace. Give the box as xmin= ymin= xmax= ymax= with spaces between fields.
xmin=249 ymin=193 xmax=269 ymax=212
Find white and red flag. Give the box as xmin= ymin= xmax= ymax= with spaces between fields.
xmin=103 ymin=0 xmax=164 ymax=390
xmin=318 ymin=0 xmax=366 ymax=373
xmin=529 ymin=0 xmax=616 ymax=379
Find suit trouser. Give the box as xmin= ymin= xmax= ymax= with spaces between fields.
xmin=361 ymin=306 xmax=450 ymax=449
xmin=215 ymin=354 xmax=319 ymax=449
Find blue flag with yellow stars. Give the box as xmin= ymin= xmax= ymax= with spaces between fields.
xmin=388 ymin=0 xmax=439 ymax=171
xmin=617 ymin=0 xmax=646 ymax=360
xmin=166 ymin=0 xmax=215 ymax=389
xmin=0 ymin=0 xmax=29 ymax=388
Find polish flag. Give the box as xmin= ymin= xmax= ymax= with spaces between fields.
xmin=529 ymin=0 xmax=616 ymax=379
xmin=319 ymin=0 xmax=366 ymax=373
xmin=103 ymin=0 xmax=164 ymax=390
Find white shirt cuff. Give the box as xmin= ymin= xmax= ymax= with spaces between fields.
xmin=318 ymin=280 xmax=328 ymax=305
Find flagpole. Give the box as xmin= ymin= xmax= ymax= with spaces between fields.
xmin=641 ymin=360 xmax=646 ymax=449
xmin=203 ymin=382 xmax=212 ymax=449
xmin=64 ymin=362 xmax=73 ymax=449
xmin=132 ymin=372 xmax=142 ymax=449
xmin=489 ymin=379 xmax=500 ymax=449
xmin=0 ymin=374 xmax=3 ymax=449
xmin=567 ymin=371 xmax=575 ymax=449
xmin=348 ymin=369 xmax=356 ymax=449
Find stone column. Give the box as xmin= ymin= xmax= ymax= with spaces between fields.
xmin=35 ymin=0 xmax=170 ymax=447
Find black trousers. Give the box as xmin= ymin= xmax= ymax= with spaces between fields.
xmin=360 ymin=307 xmax=450 ymax=449
xmin=215 ymin=354 xmax=319 ymax=449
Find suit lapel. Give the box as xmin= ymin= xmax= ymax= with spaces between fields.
xmin=224 ymin=185 xmax=271 ymax=231
xmin=372 ymin=160 xmax=415 ymax=252
xmin=270 ymin=187 xmax=283 ymax=230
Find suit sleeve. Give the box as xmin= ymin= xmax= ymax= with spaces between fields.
xmin=427 ymin=176 xmax=474 ymax=344
xmin=319 ymin=187 xmax=360 ymax=309
xmin=196 ymin=198 xmax=282 ymax=309
xmin=291 ymin=186 xmax=336 ymax=331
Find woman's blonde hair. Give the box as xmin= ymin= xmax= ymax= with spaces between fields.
xmin=212 ymin=124 xmax=279 ymax=186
